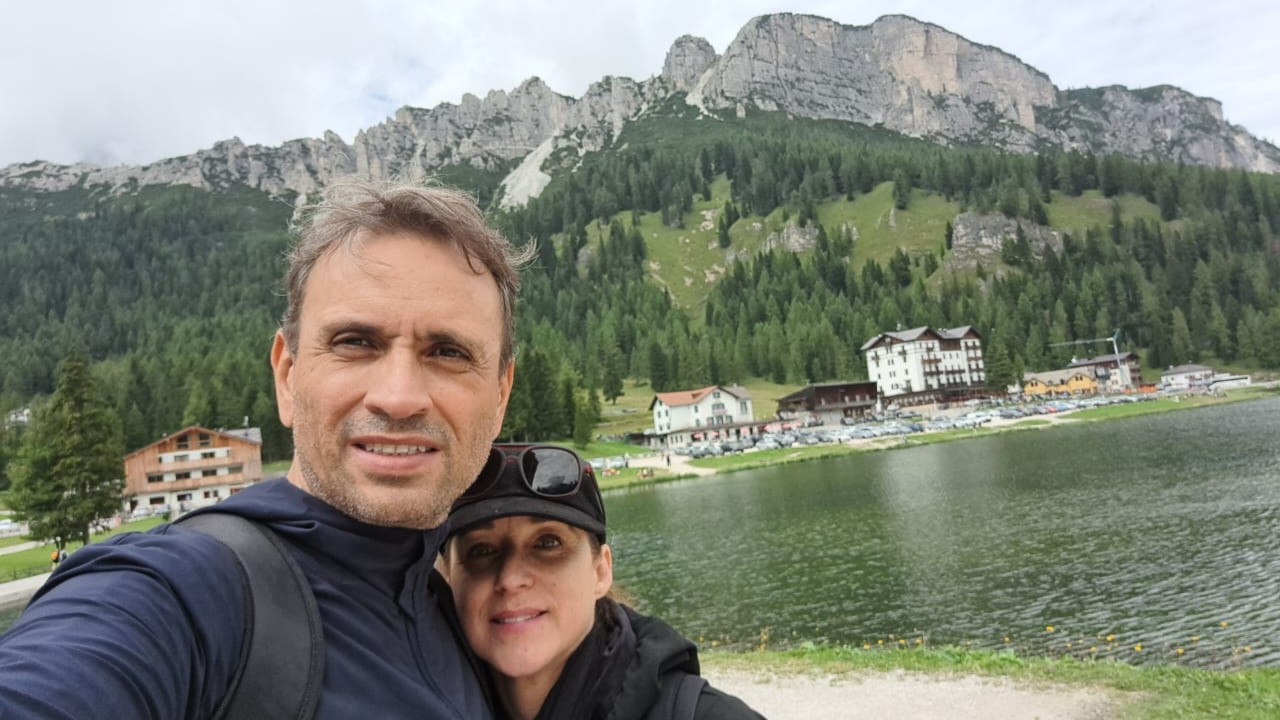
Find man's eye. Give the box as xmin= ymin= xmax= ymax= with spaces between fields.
xmin=432 ymin=345 xmax=471 ymax=361
xmin=334 ymin=336 xmax=373 ymax=349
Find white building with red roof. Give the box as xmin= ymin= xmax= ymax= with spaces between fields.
xmin=647 ymin=385 xmax=754 ymax=447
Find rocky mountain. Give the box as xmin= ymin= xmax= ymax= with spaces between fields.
xmin=4 ymin=13 xmax=1277 ymax=202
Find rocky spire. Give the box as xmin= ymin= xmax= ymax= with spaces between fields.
xmin=661 ymin=34 xmax=718 ymax=92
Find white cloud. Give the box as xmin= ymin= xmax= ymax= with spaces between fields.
xmin=2 ymin=0 xmax=1276 ymax=167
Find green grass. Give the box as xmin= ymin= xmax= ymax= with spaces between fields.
xmin=816 ymin=183 xmax=956 ymax=267
xmin=601 ymin=176 xmax=771 ymax=312
xmin=703 ymin=645 xmax=1280 ymax=719
xmin=621 ymin=180 xmax=959 ymax=311
xmin=263 ymin=459 xmax=290 ymax=475
xmin=691 ymin=443 xmax=864 ymax=472
xmin=578 ymin=175 xmax=1186 ymax=318
xmin=0 ymin=516 xmax=168 ymax=581
xmin=1046 ymin=190 xmax=1167 ymax=238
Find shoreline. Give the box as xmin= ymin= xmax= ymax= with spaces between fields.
xmin=610 ymin=385 xmax=1280 ymax=491
xmin=698 ymin=644 xmax=1280 ymax=719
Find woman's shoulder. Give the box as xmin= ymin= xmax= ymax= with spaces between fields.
xmin=693 ymin=682 xmax=767 ymax=720
xmin=618 ymin=606 xmax=765 ymax=719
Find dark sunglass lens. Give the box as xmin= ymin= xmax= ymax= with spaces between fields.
xmin=524 ymin=448 xmax=579 ymax=496
xmin=462 ymin=448 xmax=507 ymax=500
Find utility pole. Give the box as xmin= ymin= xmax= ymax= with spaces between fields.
xmin=1048 ymin=330 xmax=1132 ymax=391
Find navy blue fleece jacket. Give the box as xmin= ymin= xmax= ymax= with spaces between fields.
xmin=0 ymin=479 xmax=491 ymax=720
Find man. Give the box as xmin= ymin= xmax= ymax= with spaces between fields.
xmin=0 ymin=178 xmax=534 ymax=718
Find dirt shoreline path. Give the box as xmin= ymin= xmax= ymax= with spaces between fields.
xmin=703 ymin=667 xmax=1120 ymax=719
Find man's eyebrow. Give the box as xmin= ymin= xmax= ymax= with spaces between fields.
xmin=418 ymin=328 xmax=485 ymax=353
xmin=318 ymin=319 xmax=383 ymax=339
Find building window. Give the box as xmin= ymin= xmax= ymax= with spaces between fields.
xmin=177 ymin=493 xmax=192 ymax=502
xmin=175 ymin=471 xmax=191 ymax=480
xmin=147 ymin=474 xmax=164 ymax=484
xmin=177 ymin=436 xmax=190 ymax=450
xmin=740 ymin=401 xmax=748 ymax=413
xmin=198 ymin=433 xmax=212 ymax=448
xmin=228 ymin=464 xmax=243 ymax=475
xmin=202 ymin=451 xmax=217 ymax=459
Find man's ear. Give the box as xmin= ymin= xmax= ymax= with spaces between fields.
xmin=491 ymin=359 xmax=515 ymax=437
xmin=270 ymin=331 xmax=295 ymax=428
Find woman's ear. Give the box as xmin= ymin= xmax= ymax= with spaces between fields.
xmin=434 ymin=550 xmax=450 ymax=583
xmin=594 ymin=543 xmax=614 ymax=599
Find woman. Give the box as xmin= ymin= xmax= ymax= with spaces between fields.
xmin=440 ymin=444 xmax=765 ymax=720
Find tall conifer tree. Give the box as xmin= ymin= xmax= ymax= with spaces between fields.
xmin=9 ymin=354 xmax=124 ymax=549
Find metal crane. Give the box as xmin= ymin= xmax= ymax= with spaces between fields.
xmin=1048 ymin=330 xmax=1132 ymax=390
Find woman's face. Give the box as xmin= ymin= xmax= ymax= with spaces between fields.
xmin=443 ymin=516 xmax=612 ymax=685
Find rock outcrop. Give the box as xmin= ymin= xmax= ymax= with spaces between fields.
xmin=945 ymin=212 xmax=1064 ymax=274
xmin=696 ymin=13 xmax=1055 ymax=150
xmin=661 ymin=35 xmax=718 ymax=93
xmin=3 ymin=13 xmax=1276 ymax=200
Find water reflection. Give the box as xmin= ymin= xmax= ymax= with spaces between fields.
xmin=607 ymin=397 xmax=1280 ymax=667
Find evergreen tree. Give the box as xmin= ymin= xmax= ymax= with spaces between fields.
xmin=648 ymin=341 xmax=671 ymax=392
xmin=601 ymin=345 xmax=625 ymax=404
xmin=892 ymin=169 xmax=912 ymax=210
xmin=8 ymin=354 xmax=124 ymax=549
xmin=1170 ymin=308 xmax=1193 ymax=364
xmin=0 ymin=422 xmax=22 ymax=492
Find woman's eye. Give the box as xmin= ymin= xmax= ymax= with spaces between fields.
xmin=534 ymin=535 xmax=563 ymax=550
xmin=464 ymin=543 xmax=496 ymax=560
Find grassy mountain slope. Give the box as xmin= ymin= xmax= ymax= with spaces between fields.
xmin=584 ymin=176 xmax=1169 ymax=314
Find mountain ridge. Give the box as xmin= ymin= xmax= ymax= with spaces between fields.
xmin=3 ymin=13 xmax=1276 ymax=201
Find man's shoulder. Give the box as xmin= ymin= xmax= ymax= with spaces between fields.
xmin=4 ymin=517 xmax=252 ymax=720
xmin=40 ymin=518 xmax=245 ymax=601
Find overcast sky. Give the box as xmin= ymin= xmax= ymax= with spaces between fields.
xmin=5 ymin=0 xmax=1276 ymax=168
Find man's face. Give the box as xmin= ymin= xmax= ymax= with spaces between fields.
xmin=271 ymin=230 xmax=514 ymax=529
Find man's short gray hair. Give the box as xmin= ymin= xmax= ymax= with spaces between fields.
xmin=282 ymin=177 xmax=535 ymax=368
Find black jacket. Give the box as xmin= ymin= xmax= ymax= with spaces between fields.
xmin=528 ymin=601 xmax=764 ymax=720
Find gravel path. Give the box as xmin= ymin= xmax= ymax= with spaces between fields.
xmin=703 ymin=668 xmax=1122 ymax=720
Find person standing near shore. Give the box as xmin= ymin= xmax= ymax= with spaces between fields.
xmin=0 ymin=177 xmax=533 ymax=719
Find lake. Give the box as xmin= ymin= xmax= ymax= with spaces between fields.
xmin=607 ymin=396 xmax=1280 ymax=668
xmin=5 ymin=397 xmax=1279 ymax=668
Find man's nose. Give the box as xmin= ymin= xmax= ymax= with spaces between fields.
xmin=363 ymin=348 xmax=433 ymax=419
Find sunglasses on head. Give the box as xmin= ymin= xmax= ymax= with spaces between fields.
xmin=458 ymin=444 xmax=605 ymax=519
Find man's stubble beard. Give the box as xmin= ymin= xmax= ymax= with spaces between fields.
xmin=290 ymin=408 xmax=494 ymax=530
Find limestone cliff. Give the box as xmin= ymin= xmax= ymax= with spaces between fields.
xmin=3 ymin=13 xmax=1275 ymax=200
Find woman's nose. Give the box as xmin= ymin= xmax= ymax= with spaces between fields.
xmin=494 ymin=552 xmax=535 ymax=592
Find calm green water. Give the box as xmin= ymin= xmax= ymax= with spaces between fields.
xmin=608 ymin=396 xmax=1280 ymax=668
xmin=6 ymin=397 xmax=1279 ymax=668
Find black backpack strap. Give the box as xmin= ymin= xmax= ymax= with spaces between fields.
xmin=648 ymin=673 xmax=706 ymax=720
xmin=178 ymin=513 xmax=325 ymax=720
xmin=672 ymin=674 xmax=707 ymax=720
